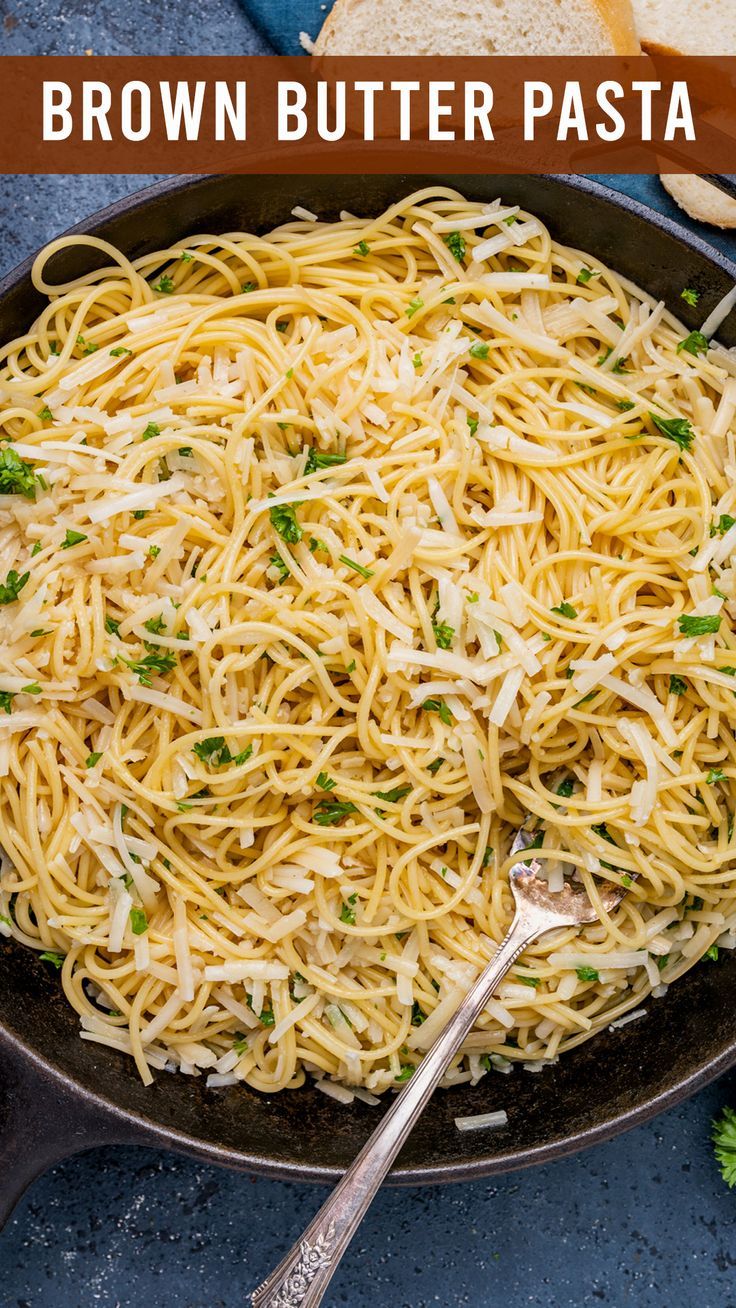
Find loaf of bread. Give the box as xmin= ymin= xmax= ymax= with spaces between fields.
xmin=314 ymin=0 xmax=640 ymax=55
xmin=632 ymin=0 xmax=736 ymax=55
xmin=661 ymin=175 xmax=736 ymax=230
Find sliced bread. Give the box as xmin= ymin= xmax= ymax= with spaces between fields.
xmin=661 ymin=175 xmax=736 ymax=230
xmin=632 ymin=0 xmax=736 ymax=56
xmin=314 ymin=0 xmax=640 ymax=56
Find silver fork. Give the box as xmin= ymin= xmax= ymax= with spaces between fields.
xmin=251 ymin=831 xmax=629 ymax=1308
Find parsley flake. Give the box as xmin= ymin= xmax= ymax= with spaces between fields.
xmin=0 ymin=570 xmax=29 ymax=605
xmin=649 ymin=412 xmax=695 ymax=451
xmin=443 ymin=231 xmax=466 ymax=262
xmin=269 ymin=502 xmax=302 ymax=544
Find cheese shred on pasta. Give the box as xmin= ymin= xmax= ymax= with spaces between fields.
xmin=1 ymin=187 xmax=735 ymax=1097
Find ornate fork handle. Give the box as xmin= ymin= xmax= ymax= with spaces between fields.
xmin=251 ymin=900 xmax=554 ymax=1308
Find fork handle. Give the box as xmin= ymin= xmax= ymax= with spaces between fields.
xmin=251 ymin=911 xmax=540 ymax=1308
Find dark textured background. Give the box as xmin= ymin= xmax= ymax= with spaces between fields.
xmin=1 ymin=3 xmax=736 ymax=1305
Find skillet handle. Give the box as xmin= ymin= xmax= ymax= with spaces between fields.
xmin=705 ymin=175 xmax=736 ymax=201
xmin=0 ymin=1031 xmax=129 ymax=1227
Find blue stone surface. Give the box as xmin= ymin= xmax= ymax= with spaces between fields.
xmin=1 ymin=5 xmax=736 ymax=1304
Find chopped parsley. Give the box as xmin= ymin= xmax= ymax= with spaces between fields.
xmin=0 ymin=691 xmax=13 ymax=714
xmin=269 ymin=502 xmax=302 ymax=544
xmin=395 ymin=1065 xmax=415 ymax=1082
xmin=576 ymin=966 xmax=600 ymax=982
xmin=354 ymin=240 xmax=370 ymax=257
xmin=681 ymin=287 xmax=700 ymax=307
xmin=411 ymin=1002 xmax=425 ymax=1026
xmin=105 ymin=615 xmax=121 ymax=637
xmin=467 ymin=416 xmax=479 ymax=437
xmin=0 ymin=448 xmax=37 ymax=500
xmin=142 ymin=422 xmax=161 ymax=441
xmin=339 ymin=554 xmax=374 ymax=580
xmin=110 ymin=346 xmax=133 ymax=357
xmin=576 ymin=266 xmax=599 ymax=285
xmin=152 ymin=274 xmax=174 ymax=294
xmin=241 ymin=281 xmax=256 ymax=293
xmin=39 ymin=951 xmax=65 ymax=969
xmin=304 ymin=447 xmax=347 ymax=473
xmin=313 ymin=799 xmax=358 ymax=826
xmin=423 ymin=698 xmax=452 ymax=726
xmin=269 ymin=553 xmax=290 ymax=584
xmin=678 ymin=613 xmax=721 ymax=637
xmin=556 ymin=777 xmax=575 ymax=798
xmin=0 ymin=570 xmax=29 ymax=605
xmin=340 ymin=894 xmax=358 ymax=925
xmin=592 ymin=821 xmax=617 ymax=845
xmin=316 ymin=771 xmax=337 ymax=791
xmin=22 ymin=682 xmax=41 ymax=696
xmin=406 ymin=297 xmax=424 ymax=318
xmin=144 ymin=614 xmax=166 ymax=636
xmin=31 ymin=542 xmax=42 ymax=557
xmin=597 ymin=347 xmax=628 ymax=373
xmin=148 ymin=545 xmax=161 ymax=559
xmin=715 ymin=514 xmax=735 ymax=536
xmin=85 ymin=752 xmax=103 ymax=768
xmin=61 ymin=529 xmax=88 ymax=549
xmin=193 ymin=737 xmax=252 ymax=768
xmin=704 ymin=944 xmax=720 ymax=962
xmin=129 ymin=907 xmax=148 ymax=935
xmin=469 ymin=341 xmax=489 ymax=360
xmin=373 ymin=784 xmax=412 ymax=804
xmin=77 ymin=334 xmax=99 ymax=355
xmin=124 ymin=650 xmax=177 ymax=685
xmin=669 ymin=675 xmax=687 ymax=696
xmin=432 ymin=621 xmax=454 ymax=650
xmin=617 ymin=399 xmax=636 ymax=412
xmin=443 ymin=231 xmax=466 ymax=262
xmin=707 ymin=768 xmax=726 ymax=785
xmin=39 ymin=406 xmax=53 ymax=421
xmin=677 ymin=330 xmax=709 ymax=357
xmin=427 ymin=757 xmax=445 ymax=775
xmin=516 ymin=974 xmax=541 ymax=988
xmin=551 ymin=601 xmax=577 ymax=620
xmin=649 ymin=412 xmax=695 ymax=451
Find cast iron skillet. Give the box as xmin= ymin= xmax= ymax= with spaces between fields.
xmin=2 ymin=174 xmax=736 ymax=1224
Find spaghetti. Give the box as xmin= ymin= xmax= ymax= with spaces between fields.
xmin=0 ymin=186 xmax=735 ymax=1098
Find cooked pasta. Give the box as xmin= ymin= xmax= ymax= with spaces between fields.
xmin=1 ymin=186 xmax=735 ymax=1099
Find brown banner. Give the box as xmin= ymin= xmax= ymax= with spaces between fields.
xmin=0 ymin=55 xmax=735 ymax=174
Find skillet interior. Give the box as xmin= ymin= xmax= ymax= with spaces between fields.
xmin=1 ymin=173 xmax=736 ymax=1186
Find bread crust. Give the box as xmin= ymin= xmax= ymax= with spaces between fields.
xmin=661 ymin=174 xmax=736 ymax=230
xmin=587 ymin=0 xmax=641 ymax=54
xmin=639 ymin=39 xmax=682 ymax=57
xmin=315 ymin=0 xmax=642 ymax=55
